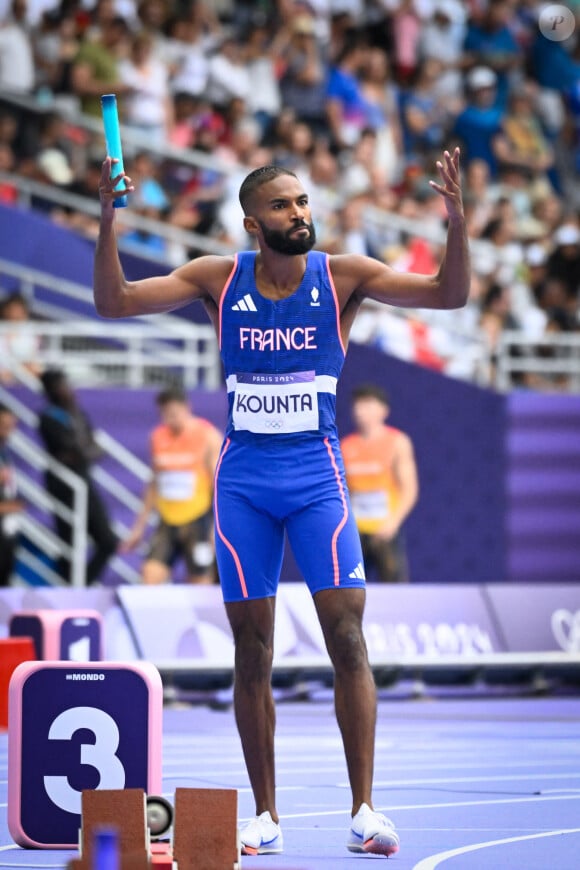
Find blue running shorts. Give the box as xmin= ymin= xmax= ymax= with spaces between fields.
xmin=214 ymin=434 xmax=366 ymax=601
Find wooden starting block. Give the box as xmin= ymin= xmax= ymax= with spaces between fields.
xmin=9 ymin=609 xmax=103 ymax=661
xmin=68 ymin=789 xmax=150 ymax=870
xmin=0 ymin=637 xmax=36 ymax=730
xmin=8 ymin=661 xmax=163 ymax=848
xmin=173 ymin=787 xmax=239 ymax=870
xmin=69 ymin=788 xmax=240 ymax=870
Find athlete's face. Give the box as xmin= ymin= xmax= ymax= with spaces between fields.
xmin=247 ymin=177 xmax=316 ymax=255
xmin=160 ymin=400 xmax=191 ymax=434
xmin=353 ymin=397 xmax=389 ymax=434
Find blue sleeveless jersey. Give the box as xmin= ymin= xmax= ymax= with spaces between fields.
xmin=218 ymin=250 xmax=346 ymax=442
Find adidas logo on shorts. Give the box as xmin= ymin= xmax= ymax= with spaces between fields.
xmin=232 ymin=294 xmax=257 ymax=312
xmin=349 ymin=561 xmax=366 ymax=580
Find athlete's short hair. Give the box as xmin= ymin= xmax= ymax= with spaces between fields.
xmin=238 ymin=165 xmax=297 ymax=215
xmin=156 ymin=385 xmax=188 ymax=407
xmin=351 ymin=383 xmax=390 ymax=406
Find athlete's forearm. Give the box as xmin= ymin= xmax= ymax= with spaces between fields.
xmin=434 ymin=214 xmax=470 ymax=310
xmin=93 ymin=213 xmax=130 ymax=319
xmin=132 ymin=480 xmax=157 ymax=530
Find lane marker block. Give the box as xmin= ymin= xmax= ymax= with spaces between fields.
xmin=8 ymin=661 xmax=162 ymax=848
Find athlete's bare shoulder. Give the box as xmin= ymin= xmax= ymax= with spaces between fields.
xmin=172 ymin=254 xmax=237 ymax=305
xmin=327 ymin=253 xmax=393 ymax=304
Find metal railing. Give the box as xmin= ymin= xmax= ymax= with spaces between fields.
xmin=0 ymin=260 xmax=222 ymax=389
xmin=0 ymin=172 xmax=233 ymax=264
xmin=0 ymin=381 xmax=150 ymax=587
xmin=0 ymin=319 xmax=221 ymax=389
xmin=0 ymin=382 xmax=89 ymax=587
xmin=495 ymin=331 xmax=580 ymax=392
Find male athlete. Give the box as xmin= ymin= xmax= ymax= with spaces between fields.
xmin=94 ymin=148 xmax=469 ymax=857
xmin=122 ymin=386 xmax=222 ymax=585
xmin=341 ymin=384 xmax=418 ymax=582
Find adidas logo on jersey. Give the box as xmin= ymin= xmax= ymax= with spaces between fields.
xmin=349 ymin=561 xmax=366 ymax=580
xmin=310 ymin=286 xmax=321 ymax=307
xmin=232 ymin=294 xmax=257 ymax=312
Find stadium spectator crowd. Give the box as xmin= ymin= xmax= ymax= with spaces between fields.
xmin=1 ymin=0 xmax=580 ymax=385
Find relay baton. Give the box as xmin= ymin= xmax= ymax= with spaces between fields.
xmin=100 ymin=93 xmax=128 ymax=208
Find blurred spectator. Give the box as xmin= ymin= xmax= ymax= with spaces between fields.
xmin=463 ymin=158 xmax=497 ymax=237
xmin=334 ymin=198 xmax=370 ymax=255
xmin=84 ymin=0 xmax=122 ymax=43
xmin=479 ymin=281 xmax=520 ymax=377
xmin=278 ymin=15 xmax=328 ymax=136
xmin=34 ymin=111 xmax=78 ymax=190
xmin=55 ymin=158 xmax=104 ymax=238
xmin=326 ymin=38 xmax=370 ymax=149
xmin=169 ymin=117 xmax=226 ymax=240
xmin=453 ymin=66 xmax=504 ymax=175
xmin=342 ymin=127 xmax=384 ymax=200
xmin=70 ymin=14 xmax=131 ymax=117
xmin=0 ymin=292 xmax=42 ymax=383
xmin=165 ymin=13 xmax=210 ymax=98
xmin=168 ymin=91 xmax=199 ymax=149
xmin=0 ymin=403 xmax=23 ymax=586
xmin=463 ymin=0 xmax=521 ymax=108
xmin=401 ymin=58 xmax=447 ymax=163
xmin=39 ymin=368 xmax=119 ymax=586
xmin=33 ymin=6 xmax=81 ymax=98
xmin=358 ymin=47 xmax=402 ymax=183
xmin=530 ymin=20 xmax=580 ymax=96
xmin=122 ymin=385 xmax=222 ymax=585
xmin=119 ymin=30 xmax=173 ymax=144
xmin=272 ymin=120 xmax=313 ymax=174
xmin=121 ymin=151 xmax=170 ymax=256
xmin=0 ymin=109 xmax=18 ymax=153
xmin=0 ymin=142 xmax=18 ymax=204
xmin=304 ymin=144 xmax=341 ymax=248
xmin=419 ymin=0 xmax=466 ymax=110
xmin=391 ymin=0 xmax=421 ymax=85
xmin=205 ymin=33 xmax=251 ymax=109
xmin=341 ymin=384 xmax=418 ymax=583
xmin=491 ymin=83 xmax=555 ymax=184
xmin=136 ymin=0 xmax=172 ymax=62
xmin=546 ymin=223 xmax=580 ymax=308
xmin=0 ymin=0 xmax=35 ymax=94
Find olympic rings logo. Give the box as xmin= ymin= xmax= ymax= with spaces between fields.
xmin=551 ymin=609 xmax=580 ymax=652
xmin=265 ymin=419 xmax=284 ymax=430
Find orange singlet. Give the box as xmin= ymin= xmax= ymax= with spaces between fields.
xmin=341 ymin=425 xmax=403 ymax=535
xmin=151 ymin=418 xmax=215 ymax=525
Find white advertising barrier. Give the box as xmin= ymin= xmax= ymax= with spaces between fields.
xmin=3 ymin=584 xmax=580 ymax=680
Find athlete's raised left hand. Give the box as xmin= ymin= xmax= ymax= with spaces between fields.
xmin=429 ymin=147 xmax=464 ymax=223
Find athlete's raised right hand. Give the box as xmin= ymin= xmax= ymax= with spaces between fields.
xmin=99 ymin=157 xmax=134 ymax=212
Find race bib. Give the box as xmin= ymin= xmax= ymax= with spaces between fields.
xmin=351 ymin=490 xmax=389 ymax=521
xmin=157 ymin=471 xmax=196 ymax=501
xmin=233 ymin=371 xmax=319 ymax=434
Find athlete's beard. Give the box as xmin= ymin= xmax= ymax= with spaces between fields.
xmin=258 ymin=220 xmax=317 ymax=255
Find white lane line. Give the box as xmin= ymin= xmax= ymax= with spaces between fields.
xmin=412 ymin=827 xmax=580 ymax=870
xmin=279 ymin=792 xmax=580 ymax=820
xmin=337 ymin=771 xmax=580 ymax=788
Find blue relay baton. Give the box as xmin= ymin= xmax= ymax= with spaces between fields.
xmin=100 ymin=93 xmax=128 ymax=208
